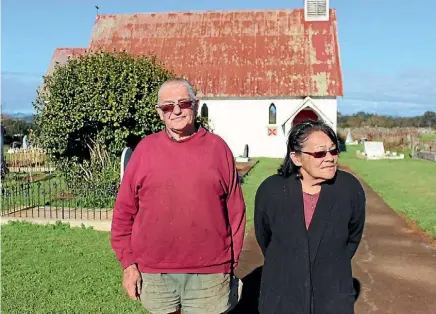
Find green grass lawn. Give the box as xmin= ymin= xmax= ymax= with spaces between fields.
xmin=241 ymin=158 xmax=282 ymax=229
xmin=339 ymin=145 xmax=436 ymax=238
xmin=1 ymin=221 xmax=146 ymax=314
xmin=420 ymin=133 xmax=436 ymax=141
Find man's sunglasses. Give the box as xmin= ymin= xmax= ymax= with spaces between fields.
xmin=158 ymin=100 xmax=194 ymax=113
xmin=301 ymin=148 xmax=339 ymax=158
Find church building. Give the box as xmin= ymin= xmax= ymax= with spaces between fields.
xmin=45 ymin=0 xmax=343 ymax=158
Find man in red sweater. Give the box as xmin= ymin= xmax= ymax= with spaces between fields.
xmin=111 ymin=78 xmax=246 ymax=314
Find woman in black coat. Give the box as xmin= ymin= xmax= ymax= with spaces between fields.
xmin=254 ymin=120 xmax=366 ymax=314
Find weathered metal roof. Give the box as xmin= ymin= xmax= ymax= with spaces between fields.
xmin=87 ymin=8 xmax=343 ymax=97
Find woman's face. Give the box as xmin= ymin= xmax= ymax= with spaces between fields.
xmin=291 ymin=131 xmax=339 ymax=182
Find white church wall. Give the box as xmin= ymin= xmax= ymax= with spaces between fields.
xmin=198 ymin=97 xmax=338 ymax=158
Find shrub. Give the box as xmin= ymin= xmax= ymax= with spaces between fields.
xmin=34 ymin=51 xmax=174 ymax=166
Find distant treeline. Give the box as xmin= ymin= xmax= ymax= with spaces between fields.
xmin=338 ymin=111 xmax=436 ymax=129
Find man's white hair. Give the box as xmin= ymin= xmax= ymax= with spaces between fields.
xmin=158 ymin=78 xmax=197 ymax=103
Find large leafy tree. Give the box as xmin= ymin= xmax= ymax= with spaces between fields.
xmin=34 ymin=51 xmax=174 ymax=166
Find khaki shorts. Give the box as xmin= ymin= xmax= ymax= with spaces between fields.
xmin=139 ymin=273 xmax=242 ymax=314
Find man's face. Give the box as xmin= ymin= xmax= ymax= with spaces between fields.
xmin=156 ymin=83 xmax=198 ymax=133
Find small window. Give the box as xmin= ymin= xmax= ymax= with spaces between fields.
xmin=269 ymin=103 xmax=277 ymax=124
xmin=201 ymin=103 xmax=209 ymax=119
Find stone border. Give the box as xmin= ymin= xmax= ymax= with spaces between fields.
xmin=413 ymin=151 xmax=436 ymax=162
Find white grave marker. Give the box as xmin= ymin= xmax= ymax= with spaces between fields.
xmin=120 ymin=147 xmax=133 ymax=181
xmin=22 ymin=135 xmax=29 ymax=150
xmin=345 ymin=129 xmax=354 ymax=144
xmin=364 ymin=141 xmax=385 ymax=159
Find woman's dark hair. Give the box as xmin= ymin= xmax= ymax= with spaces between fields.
xmin=278 ymin=119 xmax=339 ymax=178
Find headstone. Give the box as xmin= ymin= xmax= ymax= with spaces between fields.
xmin=120 ymin=147 xmax=133 ymax=181
xmin=243 ymin=144 xmax=249 ymax=158
xmin=345 ymin=129 xmax=353 ymax=144
xmin=363 ymin=141 xmax=385 ymax=159
xmin=22 ymin=135 xmax=29 ymax=150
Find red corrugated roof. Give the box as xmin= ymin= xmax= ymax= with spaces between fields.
xmin=87 ymin=9 xmax=343 ymax=97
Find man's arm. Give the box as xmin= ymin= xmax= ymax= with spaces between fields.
xmin=110 ymin=144 xmax=143 ymax=270
xmin=347 ymin=182 xmax=366 ymax=259
xmin=224 ymin=146 xmax=246 ymax=271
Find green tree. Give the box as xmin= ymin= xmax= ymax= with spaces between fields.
xmin=34 ymin=51 xmax=174 ymax=167
xmin=337 ymin=111 xmax=436 ymax=128
xmin=423 ymin=111 xmax=436 ymax=127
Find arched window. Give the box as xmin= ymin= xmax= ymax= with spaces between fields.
xmin=269 ymin=103 xmax=277 ymax=124
xmin=201 ymin=103 xmax=209 ymax=119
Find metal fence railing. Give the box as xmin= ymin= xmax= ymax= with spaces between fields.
xmin=1 ymin=148 xmax=261 ymax=221
xmin=1 ymin=172 xmax=116 ymax=220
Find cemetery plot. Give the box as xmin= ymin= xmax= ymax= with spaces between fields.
xmin=236 ymin=160 xmax=258 ymax=179
xmin=235 ymin=144 xmax=258 ymax=179
xmin=357 ymin=141 xmax=405 ymax=160
xmin=412 ymin=139 xmax=436 ymax=162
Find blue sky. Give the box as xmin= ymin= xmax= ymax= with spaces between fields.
xmin=1 ymin=0 xmax=435 ymax=116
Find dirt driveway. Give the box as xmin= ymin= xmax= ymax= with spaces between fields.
xmin=231 ymin=174 xmax=436 ymax=314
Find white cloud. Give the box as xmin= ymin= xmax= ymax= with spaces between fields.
xmin=340 ymin=68 xmax=436 ymax=116
xmin=338 ymin=99 xmax=433 ymax=117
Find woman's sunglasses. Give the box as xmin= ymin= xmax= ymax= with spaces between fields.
xmin=301 ymin=148 xmax=339 ymax=158
xmin=158 ymin=100 xmax=194 ymax=113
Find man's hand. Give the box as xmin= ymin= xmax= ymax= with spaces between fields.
xmin=122 ymin=264 xmax=142 ymax=300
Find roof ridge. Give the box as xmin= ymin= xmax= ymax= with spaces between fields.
xmin=96 ymin=8 xmax=311 ymax=17
xmin=54 ymin=47 xmax=87 ymax=51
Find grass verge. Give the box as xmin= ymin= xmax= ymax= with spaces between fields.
xmin=1 ymin=221 xmax=145 ymax=314
xmin=241 ymin=157 xmax=282 ymax=229
xmin=339 ymin=145 xmax=436 ymax=238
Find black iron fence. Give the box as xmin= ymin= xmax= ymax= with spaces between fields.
xmin=1 ymin=172 xmax=117 ymax=220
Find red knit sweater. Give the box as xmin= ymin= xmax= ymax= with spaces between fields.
xmin=110 ymin=128 xmax=246 ymax=274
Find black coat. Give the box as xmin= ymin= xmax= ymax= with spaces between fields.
xmin=254 ymin=170 xmax=366 ymax=314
